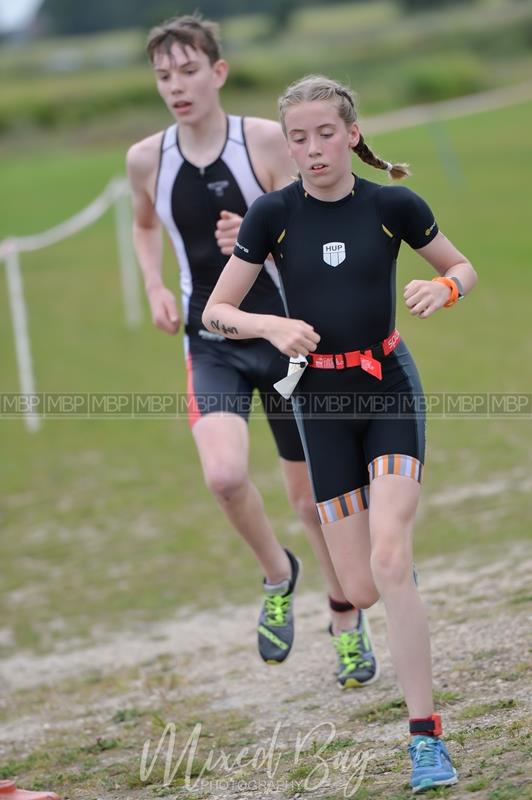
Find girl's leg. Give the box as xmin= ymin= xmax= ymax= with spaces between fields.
xmin=320 ymin=511 xmax=379 ymax=611
xmin=280 ymin=458 xmax=360 ymax=632
xmin=323 ymin=510 xmax=379 ymax=689
xmin=369 ymin=473 xmax=433 ymax=718
xmin=320 ymin=510 xmax=380 ymax=688
xmin=289 ymin=411 xmax=379 ymax=683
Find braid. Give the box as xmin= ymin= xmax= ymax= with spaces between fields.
xmin=334 ymin=87 xmax=355 ymax=109
xmin=353 ymin=135 xmax=410 ymax=181
xmin=278 ymin=75 xmax=411 ymax=181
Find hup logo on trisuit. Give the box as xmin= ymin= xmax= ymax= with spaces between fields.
xmin=323 ymin=241 xmax=346 ymax=267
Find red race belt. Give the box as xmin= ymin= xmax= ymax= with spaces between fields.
xmin=306 ymin=329 xmax=401 ymax=381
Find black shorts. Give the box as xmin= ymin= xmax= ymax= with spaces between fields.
xmin=291 ymin=340 xmax=426 ymax=523
xmin=185 ymin=332 xmax=305 ymax=462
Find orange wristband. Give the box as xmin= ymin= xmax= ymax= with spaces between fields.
xmin=432 ymin=276 xmax=459 ymax=308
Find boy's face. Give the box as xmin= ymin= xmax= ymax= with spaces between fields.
xmin=153 ymin=42 xmax=228 ymax=124
xmin=284 ymin=100 xmax=359 ymax=191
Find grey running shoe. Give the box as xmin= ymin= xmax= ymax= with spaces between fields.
xmin=330 ymin=610 xmax=379 ymax=689
xmin=258 ymin=548 xmax=301 ymax=664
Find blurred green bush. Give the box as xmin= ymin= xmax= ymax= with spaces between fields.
xmin=1 ymin=0 xmax=532 ymax=136
xmin=403 ymin=54 xmax=488 ymax=104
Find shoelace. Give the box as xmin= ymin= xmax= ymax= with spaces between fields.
xmin=264 ymin=593 xmax=290 ymax=626
xmin=333 ymin=630 xmax=371 ymax=671
xmin=411 ymin=738 xmax=440 ymax=768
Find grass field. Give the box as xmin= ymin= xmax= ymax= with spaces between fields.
xmin=0 ymin=80 xmax=531 ymax=799
xmin=1 ymin=97 xmax=531 ymax=658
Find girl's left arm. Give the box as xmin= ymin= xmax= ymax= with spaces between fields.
xmin=404 ymin=231 xmax=478 ymax=318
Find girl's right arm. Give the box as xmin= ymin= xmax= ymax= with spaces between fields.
xmin=203 ymin=255 xmax=320 ymax=357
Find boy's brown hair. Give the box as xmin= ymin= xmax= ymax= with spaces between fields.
xmin=146 ymin=13 xmax=221 ymax=65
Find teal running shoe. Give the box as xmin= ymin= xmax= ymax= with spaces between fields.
xmin=330 ymin=610 xmax=379 ymax=689
xmin=409 ymin=736 xmax=458 ymax=793
xmin=258 ymin=548 xmax=300 ymax=664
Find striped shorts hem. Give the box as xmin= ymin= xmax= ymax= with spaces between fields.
xmin=317 ymin=485 xmax=369 ymax=525
xmin=369 ymin=453 xmax=423 ymax=483
xmin=316 ymin=454 xmax=423 ymax=525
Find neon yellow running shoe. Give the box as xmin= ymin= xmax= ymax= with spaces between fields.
xmin=330 ymin=610 xmax=379 ymax=688
xmin=258 ymin=548 xmax=301 ymax=664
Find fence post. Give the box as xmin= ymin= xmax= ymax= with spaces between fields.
xmin=3 ymin=241 xmax=40 ymax=432
xmin=113 ymin=180 xmax=143 ymax=329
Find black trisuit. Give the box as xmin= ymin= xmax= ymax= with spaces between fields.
xmin=155 ymin=115 xmax=304 ymax=460
xmin=234 ymin=176 xmax=440 ymax=523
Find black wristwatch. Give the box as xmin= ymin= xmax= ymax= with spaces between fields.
xmin=449 ymin=276 xmax=464 ymax=300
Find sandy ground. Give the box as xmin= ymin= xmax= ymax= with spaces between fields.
xmin=1 ymin=542 xmax=531 ymax=799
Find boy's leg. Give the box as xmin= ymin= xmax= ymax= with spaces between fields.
xmin=192 ymin=412 xmax=291 ymax=583
xmin=192 ymin=412 xmax=300 ymax=664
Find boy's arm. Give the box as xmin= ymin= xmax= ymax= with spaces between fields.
xmin=245 ymin=117 xmax=296 ymax=191
xmin=215 ymin=119 xmax=295 ymax=256
xmin=126 ymin=136 xmax=180 ymax=335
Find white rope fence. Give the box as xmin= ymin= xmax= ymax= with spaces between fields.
xmin=0 ymin=177 xmax=143 ymax=432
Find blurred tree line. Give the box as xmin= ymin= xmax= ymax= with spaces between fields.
xmin=37 ymin=0 xmax=478 ymax=37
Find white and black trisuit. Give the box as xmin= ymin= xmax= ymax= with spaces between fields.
xmin=154 ymin=114 xmax=304 ymax=459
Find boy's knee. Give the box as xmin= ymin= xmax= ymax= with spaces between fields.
xmin=204 ymin=467 xmax=247 ymax=503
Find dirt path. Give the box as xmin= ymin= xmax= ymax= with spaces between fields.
xmin=362 ymin=82 xmax=532 ymax=136
xmin=1 ymin=543 xmax=530 ymax=799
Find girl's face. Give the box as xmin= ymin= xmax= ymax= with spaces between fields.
xmin=284 ymin=100 xmax=359 ymax=194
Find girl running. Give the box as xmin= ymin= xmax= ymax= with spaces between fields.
xmin=203 ymin=74 xmax=477 ymax=792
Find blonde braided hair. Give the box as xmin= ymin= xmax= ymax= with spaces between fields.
xmin=279 ymin=75 xmax=410 ymax=180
